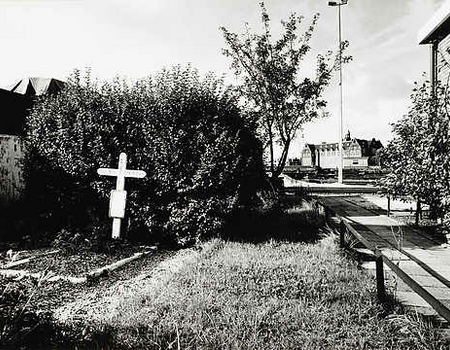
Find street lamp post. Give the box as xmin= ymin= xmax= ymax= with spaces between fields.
xmin=328 ymin=0 xmax=347 ymax=184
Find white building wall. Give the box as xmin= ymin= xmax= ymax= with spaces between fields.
xmin=0 ymin=135 xmax=25 ymax=206
xmin=319 ymin=153 xmax=340 ymax=168
xmin=343 ymin=157 xmax=368 ymax=168
xmin=318 ymin=155 xmax=369 ymax=169
xmin=302 ymin=154 xmax=312 ymax=166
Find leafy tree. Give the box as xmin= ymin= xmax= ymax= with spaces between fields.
xmin=380 ymin=80 xmax=450 ymax=224
xmin=23 ymin=66 xmax=264 ymax=246
xmin=220 ymin=2 xmax=349 ymax=179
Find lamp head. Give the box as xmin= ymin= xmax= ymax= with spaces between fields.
xmin=328 ymin=0 xmax=348 ymax=5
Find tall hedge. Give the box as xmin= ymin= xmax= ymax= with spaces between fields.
xmin=23 ymin=67 xmax=264 ymax=246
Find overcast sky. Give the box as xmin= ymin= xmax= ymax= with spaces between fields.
xmin=0 ymin=0 xmax=445 ymax=157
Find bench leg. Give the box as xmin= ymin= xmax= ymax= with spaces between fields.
xmin=387 ymin=196 xmax=391 ymax=217
xmin=339 ymin=221 xmax=346 ymax=248
xmin=376 ymin=256 xmax=386 ymax=301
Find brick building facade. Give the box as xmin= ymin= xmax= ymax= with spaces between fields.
xmin=300 ymin=131 xmax=382 ymax=169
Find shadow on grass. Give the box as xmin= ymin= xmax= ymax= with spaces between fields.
xmin=222 ymin=197 xmax=326 ymax=243
xmin=411 ymin=222 xmax=448 ymax=245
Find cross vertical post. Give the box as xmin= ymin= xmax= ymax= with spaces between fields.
xmin=112 ymin=153 xmax=126 ymax=239
xmin=97 ymin=152 xmax=146 ymax=240
xmin=116 ymin=153 xmax=127 ymax=191
xmin=112 ymin=218 xmax=121 ymax=239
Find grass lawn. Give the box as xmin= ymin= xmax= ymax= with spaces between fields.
xmin=55 ymin=235 xmax=449 ymax=349
xmin=3 ymin=200 xmax=450 ymax=349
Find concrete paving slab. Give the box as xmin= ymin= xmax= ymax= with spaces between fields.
xmin=317 ymin=195 xmax=450 ymax=322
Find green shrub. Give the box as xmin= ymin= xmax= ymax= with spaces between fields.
xmin=223 ymin=197 xmax=325 ymax=243
xmin=23 ymin=66 xmax=264 ymax=246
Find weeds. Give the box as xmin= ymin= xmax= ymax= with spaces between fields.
xmin=68 ymin=237 xmax=449 ymax=349
xmin=223 ymin=198 xmax=325 ymax=243
xmin=0 ymin=273 xmax=56 ymax=348
xmin=0 ymin=249 xmax=22 ymax=267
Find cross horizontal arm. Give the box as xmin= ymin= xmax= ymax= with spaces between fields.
xmin=97 ymin=168 xmax=119 ymax=176
xmin=124 ymin=170 xmax=147 ymax=178
xmin=97 ymin=168 xmax=146 ymax=178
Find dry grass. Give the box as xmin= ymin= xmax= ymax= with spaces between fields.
xmin=71 ymin=235 xmax=449 ymax=349
xmin=5 ymin=204 xmax=448 ymax=349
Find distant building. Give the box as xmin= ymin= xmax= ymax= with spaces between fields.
xmin=418 ymin=1 xmax=450 ymax=86
xmin=300 ymin=131 xmax=383 ymax=169
xmin=287 ymin=158 xmax=301 ymax=166
xmin=283 ymin=157 xmax=303 ymax=174
xmin=301 ymin=144 xmax=317 ymax=168
xmin=0 ymin=77 xmax=64 ymax=206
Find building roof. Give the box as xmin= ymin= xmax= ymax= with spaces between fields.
xmin=6 ymin=77 xmax=65 ymax=96
xmin=0 ymin=77 xmax=65 ymax=135
xmin=314 ymin=139 xmax=359 ymax=151
xmin=303 ymin=143 xmax=316 ymax=152
xmin=0 ymin=88 xmax=33 ymax=135
xmin=355 ymin=139 xmax=368 ymax=148
xmin=368 ymin=138 xmax=383 ymax=149
xmin=418 ymin=0 xmax=450 ymax=44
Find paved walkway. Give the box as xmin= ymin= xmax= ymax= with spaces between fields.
xmin=316 ymin=195 xmax=450 ymax=321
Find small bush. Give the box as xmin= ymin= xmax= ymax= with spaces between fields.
xmin=52 ymin=229 xmax=87 ymax=253
xmin=51 ymin=224 xmax=116 ymax=253
xmin=223 ymin=198 xmax=325 ymax=243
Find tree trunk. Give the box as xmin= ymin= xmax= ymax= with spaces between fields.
xmin=415 ymin=198 xmax=421 ymax=226
xmin=268 ymin=127 xmax=275 ymax=177
xmin=273 ymin=140 xmax=290 ymax=179
xmin=429 ymin=201 xmax=439 ymax=221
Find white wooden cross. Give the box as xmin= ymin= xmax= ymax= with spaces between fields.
xmin=97 ymin=152 xmax=146 ymax=239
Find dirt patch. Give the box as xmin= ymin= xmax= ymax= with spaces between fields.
xmin=22 ymin=248 xmax=137 ymax=276
xmin=2 ymin=249 xmax=174 ymax=313
xmin=1 ymin=248 xmax=176 ymax=349
xmin=54 ymin=247 xmax=199 ymax=326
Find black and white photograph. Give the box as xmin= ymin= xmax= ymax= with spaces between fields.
xmin=1 ymin=0 xmax=450 ymax=349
